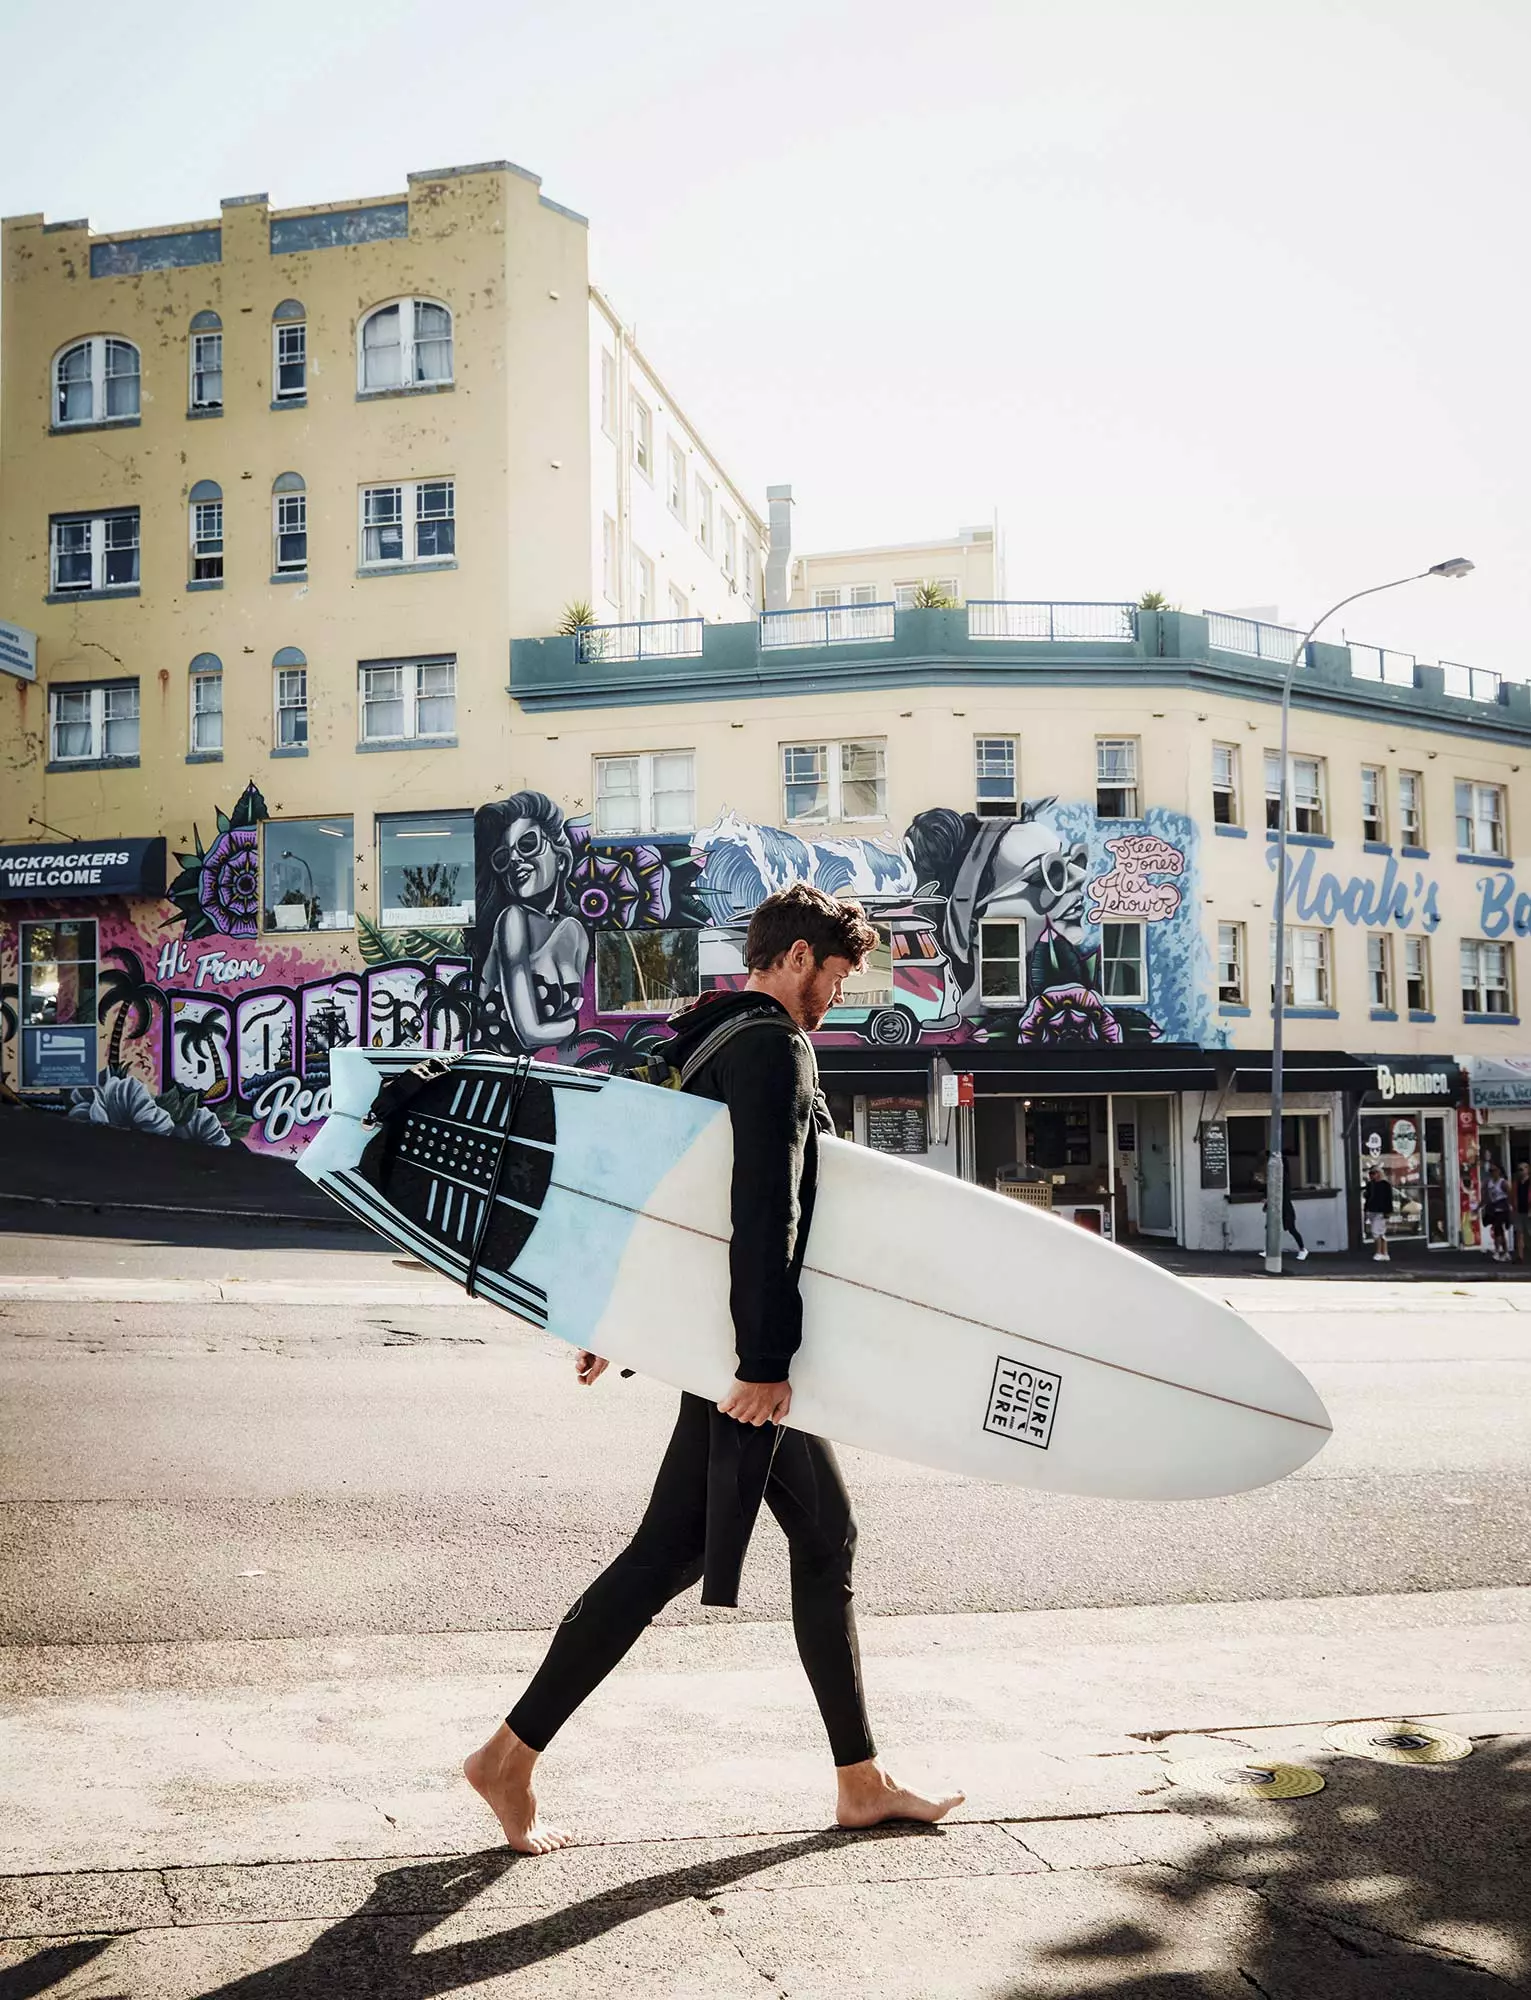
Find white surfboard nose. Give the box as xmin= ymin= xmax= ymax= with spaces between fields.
xmin=329 ymin=1047 xmax=385 ymax=1118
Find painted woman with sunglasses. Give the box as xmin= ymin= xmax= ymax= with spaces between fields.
xmin=476 ymin=792 xmax=590 ymax=1051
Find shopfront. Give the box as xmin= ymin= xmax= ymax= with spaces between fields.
xmin=1356 ymin=1058 xmax=1468 ymax=1248
xmin=0 ymin=839 xmax=166 ymax=1095
xmin=1460 ymin=1057 xmax=1531 ymax=1248
xmin=815 ymin=1051 xmax=943 ymax=1167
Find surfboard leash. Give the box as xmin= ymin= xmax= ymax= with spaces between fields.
xmin=465 ymin=1052 xmax=534 ymax=1301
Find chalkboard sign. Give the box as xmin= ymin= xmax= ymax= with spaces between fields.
xmin=1200 ymin=1120 xmax=1229 ymax=1189
xmin=867 ymin=1095 xmax=928 ymax=1154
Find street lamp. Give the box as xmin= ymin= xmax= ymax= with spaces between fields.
xmin=1265 ymin=558 xmax=1474 ymax=1275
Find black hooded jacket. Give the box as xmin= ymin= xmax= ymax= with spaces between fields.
xmin=663 ymin=989 xmax=832 ymax=1382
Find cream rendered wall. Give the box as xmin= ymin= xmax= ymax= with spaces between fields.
xmin=587 ymin=293 xmax=764 ymax=628
xmin=789 ymin=530 xmax=998 ymax=608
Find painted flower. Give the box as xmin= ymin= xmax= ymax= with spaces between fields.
xmin=68 ymin=1074 xmax=176 ymax=1136
xmin=196 ymin=826 xmax=261 ymax=938
xmin=567 ymin=843 xmax=669 ymax=929
xmin=172 ymin=1104 xmax=232 ymax=1148
xmin=1015 ymin=984 xmax=1124 ymax=1047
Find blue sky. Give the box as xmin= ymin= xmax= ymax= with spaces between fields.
xmin=3 ymin=0 xmax=1525 ymax=671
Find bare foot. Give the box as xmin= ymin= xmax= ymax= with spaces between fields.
xmin=463 ymin=1723 xmax=573 ymax=1854
xmin=835 ymin=1758 xmax=965 ymax=1829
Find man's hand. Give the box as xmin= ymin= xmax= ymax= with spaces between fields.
xmin=718 ymin=1378 xmax=791 ymax=1426
xmin=575 ymin=1350 xmax=609 ymax=1386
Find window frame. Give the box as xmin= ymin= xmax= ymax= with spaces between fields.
xmin=1398 ymin=770 xmax=1425 ymax=847
xmin=190 ymin=329 xmax=223 ymax=411
xmin=1095 ymin=736 xmax=1140 ymax=818
xmin=975 ymin=736 xmax=1018 ymax=818
xmin=632 ymin=547 xmax=654 ymax=623
xmin=1100 ymin=920 xmax=1146 ymax=1001
xmin=275 ymin=666 xmax=309 ymax=749
xmin=190 ymin=497 xmax=224 ymax=582
xmin=1461 ymin=938 xmax=1513 ymax=1016
xmin=1264 ymin=751 xmax=1327 ymax=835
xmin=1404 ymin=934 xmax=1430 ymax=1013
xmin=781 ymin=737 xmax=888 ymax=825
xmin=357 ymin=654 xmax=457 ymax=745
xmin=273 ymin=319 xmax=307 ymax=400
xmin=1367 ymin=931 xmax=1392 ymax=1010
xmin=978 ymin=918 xmax=1024 ymax=1003
xmin=49 ymin=509 xmax=140 ymax=595
xmin=601 ymin=513 xmax=619 ymax=606
xmin=1455 ymin=779 xmax=1506 ymax=858
xmin=813 ymin=585 xmax=877 ymax=608
xmin=18 ymin=917 xmax=99 ymax=1089
xmin=666 ymin=438 xmax=687 ymax=522
xmin=357 ymin=297 xmax=454 ymax=395
xmin=667 ymin=583 xmax=689 ymax=621
xmin=260 ymin=817 xmax=355 ymax=933
xmin=695 ymin=478 xmax=713 ymax=553
xmin=53 ymin=335 xmax=140 ymax=427
xmin=630 ymin=394 xmax=653 ymax=479
xmin=1211 ymin=741 xmax=1240 ymax=825
xmin=376 ymin=808 xmax=475 ymax=927
xmin=1360 ymin=763 xmax=1386 ymax=844
xmin=599 ymin=348 xmax=617 ymax=438
xmin=721 ymin=512 xmax=738 ymax=581
xmin=189 ymin=664 xmax=223 ymax=755
xmin=1217 ymin=920 xmax=1245 ymax=1004
xmin=358 ymin=477 xmax=455 ymax=569
xmin=1228 ymin=1111 xmax=1331 ymax=1195
xmin=593 ymin=750 xmax=696 ymax=836
xmin=893 ymin=576 xmax=960 ymax=609
xmin=1273 ymin=923 xmax=1332 ymax=1008
xmin=595 ymin=928 xmax=701 ymax=1016
xmin=48 ymin=680 xmax=140 ymax=763
xmin=274 ymin=488 xmax=308 ymax=574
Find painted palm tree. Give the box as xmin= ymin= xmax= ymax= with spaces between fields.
xmin=416 ymin=968 xmax=476 ymax=1051
xmin=98 ymin=948 xmax=166 ymax=1076
xmin=0 ymin=980 xmax=17 ymax=1046
xmin=173 ymin=1007 xmax=230 ymax=1101
xmin=572 ymin=1017 xmax=674 ymax=1073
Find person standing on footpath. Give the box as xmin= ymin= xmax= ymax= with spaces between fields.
xmin=1363 ymin=1167 xmax=1394 ymax=1263
xmin=1254 ymin=1166 xmax=1308 ymax=1262
xmin=1513 ymin=1162 xmax=1531 ymax=1264
xmin=1482 ymin=1162 xmax=1514 ymax=1262
xmin=464 ymin=883 xmax=965 ymax=1853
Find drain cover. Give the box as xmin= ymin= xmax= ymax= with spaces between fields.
xmin=1167 ymin=1759 xmax=1325 ymax=1800
xmin=1324 ymin=1720 xmax=1473 ymax=1765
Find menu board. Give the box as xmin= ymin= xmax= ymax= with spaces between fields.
xmin=1199 ymin=1121 xmax=1229 ymax=1189
xmin=867 ymin=1095 xmax=928 ymax=1154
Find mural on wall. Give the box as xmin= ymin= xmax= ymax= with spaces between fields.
xmin=3 ymin=785 xmax=1207 ymax=1155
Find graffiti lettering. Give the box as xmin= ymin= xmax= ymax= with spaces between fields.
xmin=250 ymin=1073 xmax=332 ymax=1146
xmin=1275 ymin=847 xmax=1440 ymax=932
xmin=1084 ymin=834 xmax=1184 ymax=923
xmin=1477 ymin=871 xmax=1531 ymax=940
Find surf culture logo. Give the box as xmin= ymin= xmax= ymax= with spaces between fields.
xmin=983 ymin=1357 xmax=1061 ymax=1449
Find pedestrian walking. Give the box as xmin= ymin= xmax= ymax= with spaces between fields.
xmin=1254 ymin=1167 xmax=1308 ymax=1261
xmin=1483 ymin=1163 xmax=1514 ymax=1263
xmin=463 ymin=884 xmax=964 ymax=1852
xmin=1363 ymin=1167 xmax=1394 ymax=1263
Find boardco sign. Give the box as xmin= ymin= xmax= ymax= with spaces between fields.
xmin=1368 ymin=1059 xmax=1465 ymax=1106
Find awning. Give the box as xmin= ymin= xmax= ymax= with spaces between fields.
xmin=0 ymin=837 xmax=166 ymax=901
xmin=954 ymin=1046 xmax=1218 ymax=1095
xmin=815 ymin=1047 xmax=932 ymax=1094
xmin=1361 ymin=1055 xmax=1469 ymax=1108
xmin=1224 ymin=1052 xmax=1378 ymax=1095
xmin=1462 ymin=1054 xmax=1531 ymax=1111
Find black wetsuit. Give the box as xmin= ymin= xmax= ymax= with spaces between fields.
xmin=506 ymin=991 xmax=875 ymax=1768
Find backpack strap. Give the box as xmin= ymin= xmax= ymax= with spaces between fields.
xmin=677 ymin=1003 xmax=798 ymax=1088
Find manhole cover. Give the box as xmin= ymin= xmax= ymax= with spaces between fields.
xmin=1324 ymin=1720 xmax=1472 ymax=1765
xmin=1167 ymin=1759 xmax=1325 ymax=1800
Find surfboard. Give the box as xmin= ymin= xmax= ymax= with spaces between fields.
xmin=297 ymin=1048 xmax=1331 ymax=1499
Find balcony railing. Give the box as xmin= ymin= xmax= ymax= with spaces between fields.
xmin=760 ymin=603 xmax=896 ymax=649
xmin=1205 ymin=611 xmax=1308 ymax=663
xmin=1442 ymin=661 xmax=1503 ymax=703
xmin=574 ymin=617 xmax=704 ymax=664
xmin=1347 ymin=641 xmax=1416 ymax=687
xmin=967 ymin=600 xmax=1136 ymax=642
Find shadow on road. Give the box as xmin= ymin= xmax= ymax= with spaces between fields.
xmin=0 ymin=1938 xmax=115 ymax=2000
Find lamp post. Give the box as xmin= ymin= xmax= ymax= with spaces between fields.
xmin=1265 ymin=558 xmax=1475 ymax=1275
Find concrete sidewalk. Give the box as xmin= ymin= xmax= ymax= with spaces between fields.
xmin=3 ymin=1589 xmax=1527 ymax=1995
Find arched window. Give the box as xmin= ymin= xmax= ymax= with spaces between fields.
xmin=190 ymin=310 xmax=223 ymax=412
xmin=272 ymin=472 xmax=307 ymax=576
xmin=358 ymin=298 xmax=453 ymax=392
xmin=53 ymin=336 xmax=140 ymax=426
xmin=189 ymin=654 xmax=223 ymax=756
xmin=272 ymin=299 xmax=306 ymax=402
xmin=189 ymin=479 xmax=223 ymax=584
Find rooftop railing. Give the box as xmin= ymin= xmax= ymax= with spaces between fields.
xmin=1347 ymin=641 xmax=1416 ymax=687
xmin=575 ymin=617 xmax=705 ymax=664
xmin=1205 ymin=611 xmax=1308 ymax=663
xmin=1442 ymin=661 xmax=1503 ymax=703
xmin=967 ymin=600 xmax=1137 ymax=642
xmin=760 ymin=603 xmax=896 ymax=649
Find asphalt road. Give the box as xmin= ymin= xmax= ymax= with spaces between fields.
xmin=2 ymin=1225 xmax=1529 ymax=1648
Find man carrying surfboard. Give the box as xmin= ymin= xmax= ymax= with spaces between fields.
xmin=465 ymin=883 xmax=966 ymax=1853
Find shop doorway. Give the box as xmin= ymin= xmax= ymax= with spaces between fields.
xmin=1422 ymin=1112 xmax=1452 ymax=1246
xmin=1134 ymin=1097 xmax=1175 ymax=1236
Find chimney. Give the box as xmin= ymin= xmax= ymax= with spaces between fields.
xmin=765 ymin=484 xmax=793 ymax=610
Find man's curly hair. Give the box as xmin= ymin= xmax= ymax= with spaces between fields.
xmin=744 ymin=882 xmax=879 ymax=971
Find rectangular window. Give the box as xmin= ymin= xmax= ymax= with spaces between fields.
xmin=1228 ymin=1113 xmax=1329 ymax=1194
xmin=274 ymin=321 xmax=306 ymax=400
xmin=358 ymin=655 xmax=456 ymax=743
xmin=979 ymin=919 xmax=1023 ymax=1001
xmin=1361 ymin=764 xmax=1385 ymax=843
xmin=48 ymin=681 xmax=139 ymax=763
xmin=19 ymin=918 xmax=99 ymax=1089
xmin=1217 ymin=921 xmax=1244 ymax=1004
xmin=1264 ymin=751 xmax=1327 ymax=835
xmin=1455 ymin=780 xmax=1506 ymax=857
xmin=893 ymin=576 xmax=961 ymax=609
xmin=191 ymin=500 xmax=224 ymax=582
xmin=261 ymin=818 xmax=354 ymax=931
xmin=377 ymin=810 xmax=474 ymax=926
xmin=667 ymin=439 xmax=687 ymax=521
xmin=190 ymin=667 xmax=223 ymax=754
xmin=742 ymin=542 xmax=756 ymax=606
xmin=1405 ymin=934 xmax=1430 ymax=1013
xmin=721 ymin=513 xmax=737 ymax=580
xmin=1273 ymin=924 xmax=1331 ymax=1008
xmin=1399 ymin=770 xmax=1424 ymax=847
xmin=274 ymin=492 xmax=307 ymax=574
xmin=276 ymin=667 xmax=308 ymax=748
xmin=594 ymin=750 xmax=696 ymax=835
xmin=1101 ymin=921 xmax=1145 ymax=1000
xmin=596 ymin=929 xmax=700 ymax=1014
xmin=667 ymin=583 xmax=688 ymax=621
xmin=602 ymin=513 xmax=618 ymax=605
xmin=191 ymin=330 xmax=223 ymax=410
xmin=1461 ymin=939 xmax=1513 ymax=1015
xmin=631 ymin=395 xmax=652 ymax=477
xmin=1368 ymin=932 xmax=1392 ymax=1009
xmin=780 ymin=739 xmax=887 ymax=823
xmin=50 ymin=509 xmax=139 ymax=593
xmin=814 ymin=584 xmax=877 ymax=609
xmin=360 ymin=479 xmax=454 ymax=566
xmin=975 ymin=736 xmax=1018 ymax=818
xmin=632 ymin=548 xmax=654 ymax=622
xmin=600 ymin=349 xmax=616 ymax=437
xmin=1212 ymin=742 xmax=1239 ymax=825
xmin=1095 ymin=737 xmax=1139 ymax=818
xmin=696 ymin=480 xmax=713 ymax=552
